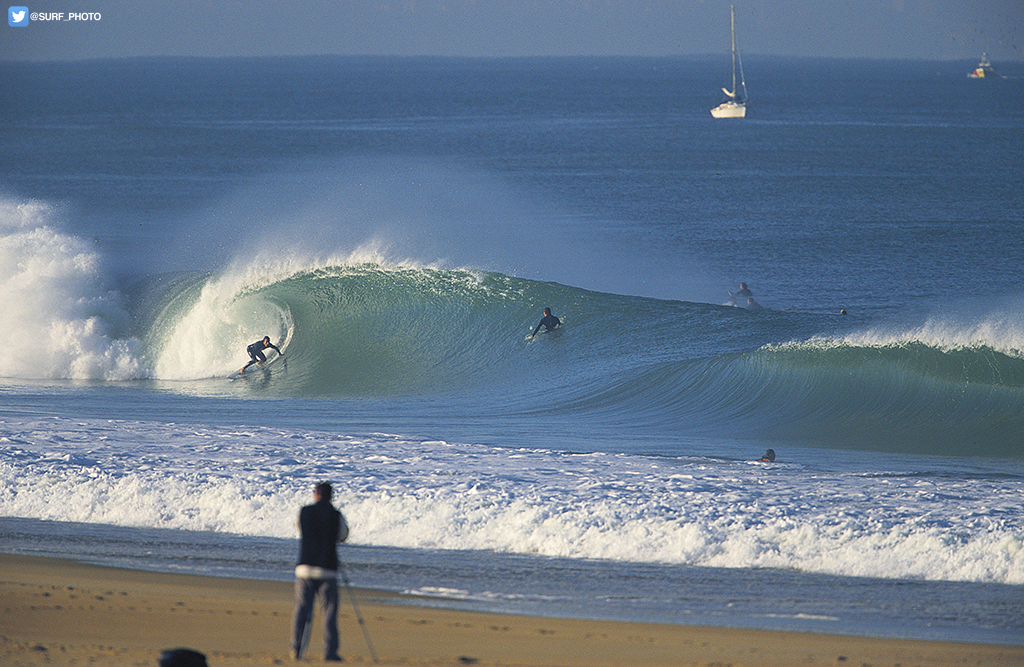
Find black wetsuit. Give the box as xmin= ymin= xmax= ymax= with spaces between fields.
xmin=531 ymin=313 xmax=561 ymax=337
xmin=242 ymin=339 xmax=281 ymax=371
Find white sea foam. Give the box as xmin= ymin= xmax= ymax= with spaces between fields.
xmin=1 ymin=415 xmax=1021 ymax=585
xmin=0 ymin=198 xmax=144 ymax=381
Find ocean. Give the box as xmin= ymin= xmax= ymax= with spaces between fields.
xmin=1 ymin=55 xmax=1023 ymax=645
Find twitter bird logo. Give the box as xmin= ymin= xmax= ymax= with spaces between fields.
xmin=10 ymin=7 xmax=29 ymax=26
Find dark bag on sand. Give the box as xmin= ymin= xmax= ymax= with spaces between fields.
xmin=159 ymin=648 xmax=208 ymax=667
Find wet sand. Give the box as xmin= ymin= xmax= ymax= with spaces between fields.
xmin=2 ymin=552 xmax=1022 ymax=666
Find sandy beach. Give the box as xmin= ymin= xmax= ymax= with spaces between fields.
xmin=2 ymin=553 xmax=1021 ymax=667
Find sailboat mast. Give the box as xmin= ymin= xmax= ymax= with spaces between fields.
xmin=729 ymin=5 xmax=737 ymax=97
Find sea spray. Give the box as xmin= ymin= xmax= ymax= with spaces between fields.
xmin=0 ymin=198 xmax=143 ymax=381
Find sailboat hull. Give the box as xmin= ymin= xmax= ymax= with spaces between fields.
xmin=711 ymin=101 xmax=746 ymax=118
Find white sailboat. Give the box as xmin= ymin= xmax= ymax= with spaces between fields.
xmin=710 ymin=5 xmax=747 ymax=119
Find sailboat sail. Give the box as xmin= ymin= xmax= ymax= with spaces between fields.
xmin=711 ymin=5 xmax=747 ymax=119
xmin=736 ymin=44 xmax=747 ymax=102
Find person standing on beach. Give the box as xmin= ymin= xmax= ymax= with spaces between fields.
xmin=292 ymin=481 xmax=349 ymax=662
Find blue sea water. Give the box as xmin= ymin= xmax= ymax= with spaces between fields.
xmin=2 ymin=55 xmax=1024 ymax=644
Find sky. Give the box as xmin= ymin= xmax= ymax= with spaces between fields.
xmin=2 ymin=0 xmax=1022 ymax=62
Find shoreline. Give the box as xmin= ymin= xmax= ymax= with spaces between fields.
xmin=3 ymin=553 xmax=1024 ymax=666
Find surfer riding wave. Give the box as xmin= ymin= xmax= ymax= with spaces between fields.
xmin=240 ymin=336 xmax=283 ymax=374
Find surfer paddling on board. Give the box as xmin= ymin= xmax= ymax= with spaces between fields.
xmin=758 ymin=449 xmax=776 ymax=462
xmin=730 ymin=282 xmax=753 ymax=298
xmin=527 ymin=307 xmax=561 ymax=338
xmin=726 ymin=282 xmax=754 ymax=307
xmin=239 ymin=336 xmax=283 ymax=374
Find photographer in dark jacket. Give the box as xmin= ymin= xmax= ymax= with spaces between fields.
xmin=292 ymin=481 xmax=349 ymax=661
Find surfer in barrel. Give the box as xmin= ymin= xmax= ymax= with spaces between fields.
xmin=527 ymin=307 xmax=561 ymax=338
xmin=239 ymin=335 xmax=283 ymax=374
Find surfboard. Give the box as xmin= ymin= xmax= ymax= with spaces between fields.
xmin=525 ymin=326 xmax=564 ymax=341
xmin=525 ymin=313 xmax=567 ymax=341
xmin=231 ymin=355 xmax=284 ymax=379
